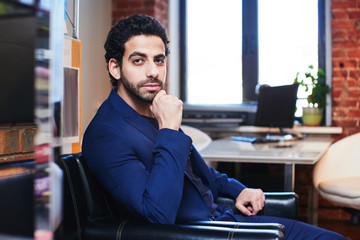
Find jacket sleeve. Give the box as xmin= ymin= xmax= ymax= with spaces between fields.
xmin=190 ymin=148 xmax=246 ymax=200
xmin=208 ymin=165 xmax=246 ymax=199
xmin=83 ymin=124 xmax=192 ymax=224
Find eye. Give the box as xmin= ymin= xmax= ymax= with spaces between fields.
xmin=155 ymin=58 xmax=165 ymax=65
xmin=132 ymin=58 xmax=144 ymax=65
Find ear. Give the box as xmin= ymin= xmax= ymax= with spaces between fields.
xmin=108 ymin=58 xmax=121 ymax=80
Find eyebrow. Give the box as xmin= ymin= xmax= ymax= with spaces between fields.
xmin=154 ymin=53 xmax=166 ymax=59
xmin=128 ymin=51 xmax=166 ymax=60
xmin=128 ymin=51 xmax=147 ymax=60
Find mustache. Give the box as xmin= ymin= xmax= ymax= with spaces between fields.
xmin=137 ymin=78 xmax=163 ymax=88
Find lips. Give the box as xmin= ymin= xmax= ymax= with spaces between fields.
xmin=143 ymin=83 xmax=161 ymax=91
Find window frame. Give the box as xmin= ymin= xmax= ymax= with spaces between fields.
xmin=179 ymin=0 xmax=327 ymax=110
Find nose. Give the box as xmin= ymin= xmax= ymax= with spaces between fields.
xmin=146 ymin=61 xmax=159 ymax=79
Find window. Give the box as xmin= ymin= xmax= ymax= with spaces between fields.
xmin=258 ymin=0 xmax=320 ymax=117
xmin=180 ymin=0 xmax=325 ymax=117
xmin=185 ymin=0 xmax=242 ymax=105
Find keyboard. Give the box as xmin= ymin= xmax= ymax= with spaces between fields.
xmin=231 ymin=136 xmax=280 ymax=144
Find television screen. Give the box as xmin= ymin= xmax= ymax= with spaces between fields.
xmin=255 ymin=83 xmax=299 ymax=129
xmin=0 ymin=1 xmax=36 ymax=123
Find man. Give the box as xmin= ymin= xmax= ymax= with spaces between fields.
xmin=82 ymin=14 xmax=345 ymax=239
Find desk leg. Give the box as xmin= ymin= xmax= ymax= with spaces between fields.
xmin=307 ymin=184 xmax=319 ymax=226
xmin=284 ymin=164 xmax=295 ymax=192
xmin=235 ymin=163 xmax=242 ymax=180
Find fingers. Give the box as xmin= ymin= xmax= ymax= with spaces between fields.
xmin=250 ymin=190 xmax=265 ymax=215
xmin=252 ymin=198 xmax=262 ymax=215
xmin=235 ymin=188 xmax=266 ymax=216
xmin=150 ymin=90 xmax=166 ymax=112
xmin=153 ymin=89 xmax=166 ymax=101
xmin=150 ymin=90 xmax=183 ymax=130
xmin=236 ymin=203 xmax=253 ymax=216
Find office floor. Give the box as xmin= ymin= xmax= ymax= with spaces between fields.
xmin=317 ymin=218 xmax=360 ymax=240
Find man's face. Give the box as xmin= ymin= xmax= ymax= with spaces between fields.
xmin=118 ymin=35 xmax=166 ymax=103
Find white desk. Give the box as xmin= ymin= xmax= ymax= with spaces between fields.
xmin=199 ymin=136 xmax=333 ymax=192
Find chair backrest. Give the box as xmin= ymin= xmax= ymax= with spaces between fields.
xmin=313 ymin=132 xmax=360 ymax=188
xmin=181 ymin=125 xmax=212 ymax=151
xmin=57 ymin=153 xmax=121 ymax=240
xmin=0 ymin=161 xmax=34 ymax=237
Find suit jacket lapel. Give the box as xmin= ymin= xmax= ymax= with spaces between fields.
xmin=108 ymin=89 xmax=158 ymax=143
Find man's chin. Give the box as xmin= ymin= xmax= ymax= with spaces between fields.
xmin=138 ymin=92 xmax=157 ymax=103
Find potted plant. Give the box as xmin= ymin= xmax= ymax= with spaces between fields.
xmin=294 ymin=65 xmax=331 ymax=126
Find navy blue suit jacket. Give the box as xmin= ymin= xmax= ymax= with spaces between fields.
xmin=82 ymin=89 xmax=246 ymax=224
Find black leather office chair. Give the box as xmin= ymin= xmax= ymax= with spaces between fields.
xmin=55 ymin=153 xmax=299 ymax=240
xmin=0 ymin=161 xmax=34 ymax=238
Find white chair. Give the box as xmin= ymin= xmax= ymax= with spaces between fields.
xmin=180 ymin=125 xmax=212 ymax=152
xmin=313 ymin=132 xmax=360 ymax=223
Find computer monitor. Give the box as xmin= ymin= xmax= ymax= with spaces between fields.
xmin=0 ymin=1 xmax=36 ymax=123
xmin=255 ymin=83 xmax=299 ymax=129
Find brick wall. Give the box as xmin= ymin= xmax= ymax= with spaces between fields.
xmin=332 ymin=0 xmax=360 ymax=137
xmin=112 ymin=0 xmax=168 ymax=27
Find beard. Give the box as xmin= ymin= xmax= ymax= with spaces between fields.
xmin=119 ymin=70 xmax=163 ymax=103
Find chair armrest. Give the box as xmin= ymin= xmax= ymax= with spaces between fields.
xmin=180 ymin=220 xmax=285 ymax=233
xmin=262 ymin=192 xmax=299 ymax=220
xmin=83 ymin=218 xmax=284 ymax=240
xmin=216 ymin=192 xmax=299 ymax=220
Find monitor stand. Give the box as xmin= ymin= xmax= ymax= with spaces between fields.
xmin=265 ymin=128 xmax=304 ymax=142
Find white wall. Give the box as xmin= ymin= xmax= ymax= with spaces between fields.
xmin=79 ymin=0 xmax=112 ymax=140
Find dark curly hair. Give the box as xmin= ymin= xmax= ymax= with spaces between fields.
xmin=104 ymin=14 xmax=170 ymax=87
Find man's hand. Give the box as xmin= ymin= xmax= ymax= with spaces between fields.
xmin=150 ymin=90 xmax=183 ymax=130
xmin=235 ymin=188 xmax=265 ymax=216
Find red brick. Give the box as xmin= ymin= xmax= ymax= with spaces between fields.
xmin=332 ymin=80 xmax=343 ymax=89
xmin=332 ymin=89 xmax=344 ymax=98
xmin=332 ymin=19 xmax=355 ymax=30
xmin=144 ymin=0 xmax=155 ymax=9
xmin=332 ymin=29 xmax=348 ymax=40
xmin=348 ymin=128 xmax=360 ymax=136
xmin=349 ymin=89 xmax=360 ymax=97
xmin=129 ymin=1 xmax=143 ymax=9
xmin=333 ymin=39 xmax=359 ymax=48
xmin=332 ymin=69 xmax=349 ymax=79
xmin=332 ymin=49 xmax=348 ymax=58
xmin=332 ymin=107 xmax=347 ymax=117
xmin=333 ymin=118 xmax=358 ymax=127
xmin=116 ymin=1 xmax=136 ymax=10
xmin=348 ymin=9 xmax=360 ymax=19
xmin=355 ymin=19 xmax=360 ymax=29
xmin=348 ymin=49 xmax=360 ymax=58
xmin=342 ymin=99 xmax=358 ymax=106
xmin=332 ymin=1 xmax=357 ymax=10
xmin=332 ymin=9 xmax=348 ymax=20
xmin=347 ymin=29 xmax=360 ymax=38
xmin=349 ymin=79 xmax=360 ymax=87
xmin=349 ymin=109 xmax=360 ymax=117
xmin=333 ymin=59 xmax=358 ymax=68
